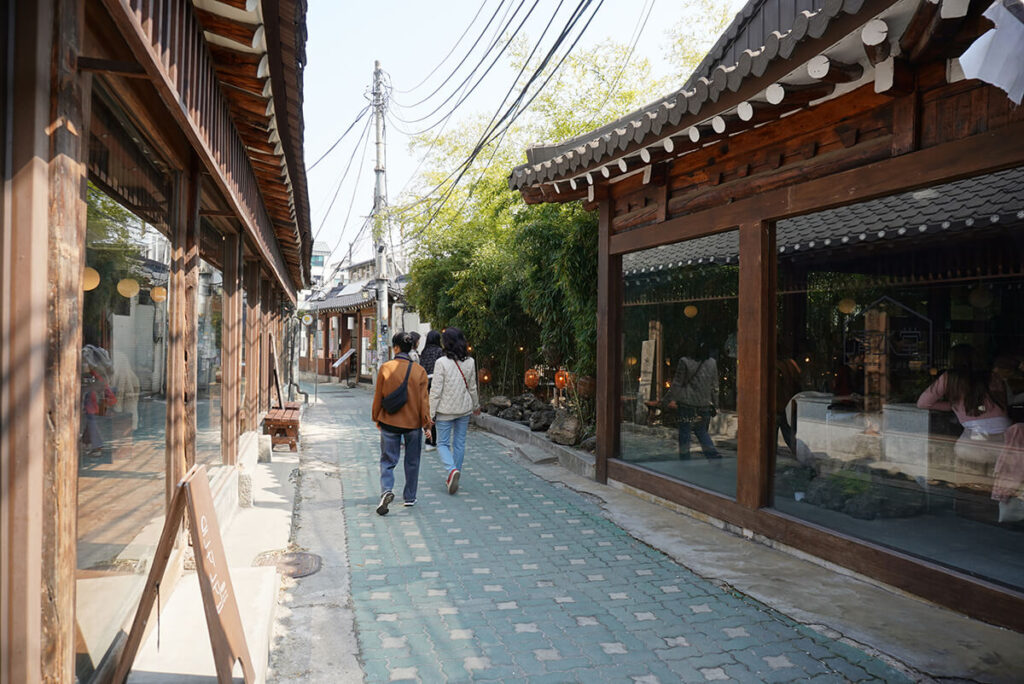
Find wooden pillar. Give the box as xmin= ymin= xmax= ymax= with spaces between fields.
xmin=1 ymin=0 xmax=86 ymax=679
xmin=595 ymin=194 xmax=621 ymax=484
xmin=260 ymin=276 xmax=271 ymax=412
xmin=221 ymin=233 xmax=242 ymax=464
xmin=736 ymin=220 xmax=776 ymax=509
xmin=167 ymin=156 xmax=199 ymax=491
xmin=42 ymin=0 xmax=88 ymax=677
xmin=243 ymin=260 xmax=260 ymax=432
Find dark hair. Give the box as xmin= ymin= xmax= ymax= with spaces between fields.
xmin=391 ymin=332 xmax=413 ymax=353
xmin=409 ymin=331 xmax=421 ymax=346
xmin=946 ymin=344 xmax=1006 ymax=417
xmin=425 ymin=330 xmax=441 ymax=347
xmin=441 ymin=327 xmax=469 ymax=361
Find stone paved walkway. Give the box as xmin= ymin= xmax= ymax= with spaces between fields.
xmin=323 ymin=389 xmax=912 ymax=683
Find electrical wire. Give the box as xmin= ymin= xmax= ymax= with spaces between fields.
xmin=593 ymin=0 xmax=656 ymax=116
xmin=405 ymin=0 xmax=603 ymax=234
xmin=394 ymin=0 xmax=492 ymax=95
xmin=311 ymin=114 xmax=372 ymax=243
xmin=389 ymin=0 xmax=516 ymax=110
xmin=306 ymin=105 xmax=370 ymax=172
xmin=387 ymin=0 xmax=540 ymax=131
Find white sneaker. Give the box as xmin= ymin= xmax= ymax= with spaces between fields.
xmin=446 ymin=469 xmax=460 ymax=495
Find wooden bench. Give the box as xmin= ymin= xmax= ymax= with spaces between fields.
xmin=263 ymin=401 xmax=301 ymax=452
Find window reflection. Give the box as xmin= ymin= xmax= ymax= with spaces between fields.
xmin=619 ymin=231 xmax=739 ymax=498
xmin=196 ymin=255 xmax=223 ymax=466
xmin=772 ymin=166 xmax=1024 ymax=591
xmin=77 ymin=183 xmax=170 ymax=676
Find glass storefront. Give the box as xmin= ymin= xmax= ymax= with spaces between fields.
xmin=771 ymin=166 xmax=1024 ymax=591
xmin=619 ymin=231 xmax=739 ymax=498
xmin=77 ymin=183 xmax=171 ymax=678
xmin=196 ymin=254 xmax=224 ymax=465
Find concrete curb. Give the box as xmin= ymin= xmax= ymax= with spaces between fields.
xmin=472 ymin=412 xmax=596 ymax=480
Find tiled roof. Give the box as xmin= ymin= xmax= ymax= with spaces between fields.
xmin=510 ymin=0 xmax=886 ymax=191
xmin=302 ymin=279 xmax=401 ymax=313
xmin=623 ymin=166 xmax=1024 ymax=276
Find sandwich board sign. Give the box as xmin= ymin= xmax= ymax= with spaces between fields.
xmin=113 ymin=465 xmax=254 ymax=683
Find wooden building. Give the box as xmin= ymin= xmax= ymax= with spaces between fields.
xmin=299 ymin=281 xmax=401 ymax=383
xmin=1 ymin=0 xmax=311 ymax=681
xmin=511 ymin=0 xmax=1024 ymax=631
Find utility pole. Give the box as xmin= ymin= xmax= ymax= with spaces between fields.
xmin=371 ymin=60 xmax=389 ymax=380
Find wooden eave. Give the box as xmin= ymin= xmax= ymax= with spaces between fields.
xmin=192 ymin=0 xmax=311 ymax=290
xmin=509 ymin=0 xmax=985 ymax=204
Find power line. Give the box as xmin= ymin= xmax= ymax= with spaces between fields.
xmin=593 ymin=0 xmax=656 ymax=116
xmin=306 ymin=105 xmax=370 ymax=172
xmin=393 ymin=0 xmax=493 ymax=95
xmin=311 ymin=114 xmax=373 ymax=243
xmin=406 ymin=0 xmax=605 ymax=235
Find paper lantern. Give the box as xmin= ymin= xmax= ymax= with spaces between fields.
xmin=554 ymin=369 xmax=570 ymax=389
xmin=116 ymin=277 xmax=140 ymax=298
xmin=83 ymin=267 xmax=100 ymax=291
xmin=150 ymin=286 xmax=167 ymax=303
xmin=968 ymin=285 xmax=993 ymax=309
xmin=683 ymin=305 xmax=698 ymax=318
xmin=478 ymin=368 xmax=491 ymax=384
xmin=837 ymin=298 xmax=857 ymax=314
xmin=524 ymin=368 xmax=540 ymax=389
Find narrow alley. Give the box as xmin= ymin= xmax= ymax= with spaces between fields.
xmin=266 ymin=386 xmax=1018 ymax=683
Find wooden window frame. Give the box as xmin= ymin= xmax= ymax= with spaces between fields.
xmin=595 ymin=120 xmax=1024 ymax=631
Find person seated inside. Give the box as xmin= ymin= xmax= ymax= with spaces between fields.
xmin=917 ymin=344 xmax=1010 ymax=491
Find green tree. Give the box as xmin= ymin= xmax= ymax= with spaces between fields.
xmin=663 ymin=0 xmax=747 ymax=86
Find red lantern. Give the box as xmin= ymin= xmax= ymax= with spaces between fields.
xmin=478 ymin=368 xmax=491 ymax=384
xmin=554 ymin=369 xmax=570 ymax=390
xmin=524 ymin=368 xmax=540 ymax=388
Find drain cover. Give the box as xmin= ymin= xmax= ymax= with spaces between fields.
xmin=253 ymin=550 xmax=322 ymax=578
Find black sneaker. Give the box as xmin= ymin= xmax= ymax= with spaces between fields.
xmin=403 ymin=500 xmax=416 ymax=507
xmin=376 ymin=491 xmax=394 ymax=515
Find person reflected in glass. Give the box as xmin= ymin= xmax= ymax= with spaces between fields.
xmin=665 ymin=345 xmax=721 ymax=460
xmin=429 ymin=327 xmax=481 ymax=494
xmin=917 ymin=344 xmax=1010 ymax=489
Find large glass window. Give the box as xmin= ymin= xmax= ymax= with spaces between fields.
xmin=196 ymin=255 xmax=223 ymax=465
xmin=772 ymin=167 xmax=1024 ymax=592
xmin=619 ymin=231 xmax=739 ymax=498
xmin=77 ymin=183 xmax=170 ymax=677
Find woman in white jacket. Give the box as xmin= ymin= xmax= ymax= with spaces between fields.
xmin=429 ymin=327 xmax=480 ymax=494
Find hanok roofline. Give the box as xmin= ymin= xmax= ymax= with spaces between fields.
xmin=190 ymin=0 xmax=312 ymax=291
xmin=509 ymin=0 xmax=982 ymax=200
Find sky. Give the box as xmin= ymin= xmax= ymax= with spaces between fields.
xmin=301 ymin=0 xmax=745 ymax=268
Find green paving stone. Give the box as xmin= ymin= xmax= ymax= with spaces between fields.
xmin=821 ymin=656 xmax=873 ymax=681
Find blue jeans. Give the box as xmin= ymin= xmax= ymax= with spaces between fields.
xmin=436 ymin=414 xmax=471 ymax=474
xmin=380 ymin=428 xmax=422 ymax=502
xmin=677 ymin=406 xmax=719 ymax=458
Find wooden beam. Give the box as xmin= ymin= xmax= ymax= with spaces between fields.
xmin=736 ymin=221 xmax=775 ymax=509
xmin=875 ymin=57 xmax=915 ymax=96
xmin=611 ymin=119 xmax=1024 ymax=255
xmin=193 ymin=7 xmax=261 ymax=49
xmin=861 ymin=18 xmax=891 ymax=65
xmin=77 ymin=56 xmax=148 ymax=77
xmin=807 ymin=54 xmax=864 ymax=84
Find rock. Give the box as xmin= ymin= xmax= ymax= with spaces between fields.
xmin=498 ymin=407 xmax=523 ymax=421
xmin=805 ymin=476 xmax=847 ymax=511
xmin=529 ymin=409 xmax=556 ymax=432
xmin=579 ymin=436 xmax=597 ymax=452
xmin=514 ymin=392 xmax=537 ymax=407
xmin=547 ymin=410 xmax=581 ymax=446
xmin=528 ymin=398 xmax=547 ymax=412
xmin=488 ymin=395 xmax=512 ymax=410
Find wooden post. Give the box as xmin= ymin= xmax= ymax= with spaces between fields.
xmin=243 ymin=260 xmax=260 ymax=432
xmin=42 ymin=0 xmax=87 ymax=678
xmin=736 ymin=221 xmax=776 ymax=509
xmin=168 ymin=156 xmax=200 ymax=490
xmin=595 ymin=193 xmax=621 ymax=484
xmin=260 ymin=276 xmax=271 ymax=414
xmin=221 ymin=233 xmax=242 ymax=464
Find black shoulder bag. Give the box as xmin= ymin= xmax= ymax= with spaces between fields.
xmin=381 ymin=360 xmax=413 ymax=413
